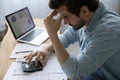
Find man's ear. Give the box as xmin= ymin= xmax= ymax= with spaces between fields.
xmin=79 ymin=6 xmax=89 ymax=18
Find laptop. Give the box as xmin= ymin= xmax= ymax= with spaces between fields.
xmin=5 ymin=7 xmax=49 ymax=46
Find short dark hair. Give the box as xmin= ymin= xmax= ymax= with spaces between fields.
xmin=49 ymin=0 xmax=99 ymax=16
xmin=49 ymin=0 xmax=66 ymax=9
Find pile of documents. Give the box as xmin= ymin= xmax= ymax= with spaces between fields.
xmin=3 ymin=43 xmax=67 ymax=80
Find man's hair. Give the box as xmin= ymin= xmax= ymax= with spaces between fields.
xmin=49 ymin=0 xmax=99 ymax=16
xmin=49 ymin=0 xmax=66 ymax=9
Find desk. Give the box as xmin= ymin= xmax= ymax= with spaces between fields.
xmin=0 ymin=19 xmax=50 ymax=80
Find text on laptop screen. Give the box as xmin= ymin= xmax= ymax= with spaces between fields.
xmin=7 ymin=8 xmax=34 ymax=38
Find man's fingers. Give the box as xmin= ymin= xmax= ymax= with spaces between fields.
xmin=35 ymin=52 xmax=41 ymax=66
xmin=56 ymin=11 xmax=67 ymax=24
xmin=24 ymin=52 xmax=32 ymax=60
xmin=42 ymin=54 xmax=48 ymax=66
xmin=42 ymin=57 xmax=47 ymax=66
xmin=49 ymin=10 xmax=57 ymax=18
xmin=56 ymin=14 xmax=64 ymax=24
xmin=27 ymin=51 xmax=38 ymax=64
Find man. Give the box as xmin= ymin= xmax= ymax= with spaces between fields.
xmin=24 ymin=0 xmax=120 ymax=80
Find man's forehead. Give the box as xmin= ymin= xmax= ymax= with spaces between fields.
xmin=56 ymin=6 xmax=72 ymax=16
xmin=56 ymin=6 xmax=68 ymax=11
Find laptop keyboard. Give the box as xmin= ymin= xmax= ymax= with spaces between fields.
xmin=21 ymin=28 xmax=44 ymax=41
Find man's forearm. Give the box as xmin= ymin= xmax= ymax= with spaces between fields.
xmin=49 ymin=34 xmax=69 ymax=65
xmin=47 ymin=42 xmax=55 ymax=53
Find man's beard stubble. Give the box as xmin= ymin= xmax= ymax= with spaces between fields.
xmin=70 ymin=19 xmax=86 ymax=30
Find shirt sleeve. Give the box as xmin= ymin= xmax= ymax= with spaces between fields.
xmin=59 ymin=26 xmax=81 ymax=48
xmin=61 ymin=28 xmax=120 ymax=79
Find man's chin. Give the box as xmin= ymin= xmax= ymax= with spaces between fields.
xmin=69 ymin=24 xmax=83 ymax=30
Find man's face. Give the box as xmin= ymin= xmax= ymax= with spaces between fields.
xmin=56 ymin=6 xmax=86 ymax=30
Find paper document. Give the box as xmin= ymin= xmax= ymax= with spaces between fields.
xmin=4 ymin=55 xmax=66 ymax=80
xmin=42 ymin=59 xmax=63 ymax=73
xmin=12 ymin=62 xmax=27 ymax=75
xmin=10 ymin=41 xmax=79 ymax=59
xmin=3 ymin=62 xmax=50 ymax=80
xmin=50 ymin=73 xmax=67 ymax=80
xmin=9 ymin=43 xmax=40 ymax=58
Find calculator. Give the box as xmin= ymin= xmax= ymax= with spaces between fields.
xmin=21 ymin=61 xmax=43 ymax=72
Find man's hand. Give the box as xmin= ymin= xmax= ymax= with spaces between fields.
xmin=24 ymin=44 xmax=51 ymax=66
xmin=44 ymin=11 xmax=69 ymax=65
xmin=44 ymin=10 xmax=65 ymax=36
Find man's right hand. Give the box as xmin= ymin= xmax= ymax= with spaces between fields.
xmin=24 ymin=44 xmax=52 ymax=66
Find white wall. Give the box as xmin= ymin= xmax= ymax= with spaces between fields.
xmin=0 ymin=0 xmax=51 ymax=25
xmin=100 ymin=0 xmax=120 ymax=14
xmin=0 ymin=0 xmax=120 ymax=25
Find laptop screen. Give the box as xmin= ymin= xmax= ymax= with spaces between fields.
xmin=6 ymin=7 xmax=35 ymax=39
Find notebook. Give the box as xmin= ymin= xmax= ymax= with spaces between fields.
xmin=5 ymin=7 xmax=48 ymax=46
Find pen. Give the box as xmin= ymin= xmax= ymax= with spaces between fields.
xmin=16 ymin=50 xmax=33 ymax=54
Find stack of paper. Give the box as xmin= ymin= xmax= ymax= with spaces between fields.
xmin=9 ymin=43 xmax=39 ymax=58
xmin=3 ymin=61 xmax=67 ymax=80
xmin=3 ymin=43 xmax=74 ymax=80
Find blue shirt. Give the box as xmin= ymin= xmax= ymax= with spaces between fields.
xmin=59 ymin=2 xmax=120 ymax=80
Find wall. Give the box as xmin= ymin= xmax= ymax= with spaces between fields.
xmin=0 ymin=0 xmax=120 ymax=25
xmin=100 ymin=0 xmax=120 ymax=14
xmin=0 ymin=0 xmax=51 ymax=25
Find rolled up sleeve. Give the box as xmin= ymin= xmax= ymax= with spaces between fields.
xmin=59 ymin=27 xmax=81 ymax=48
xmin=61 ymin=28 xmax=120 ymax=79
